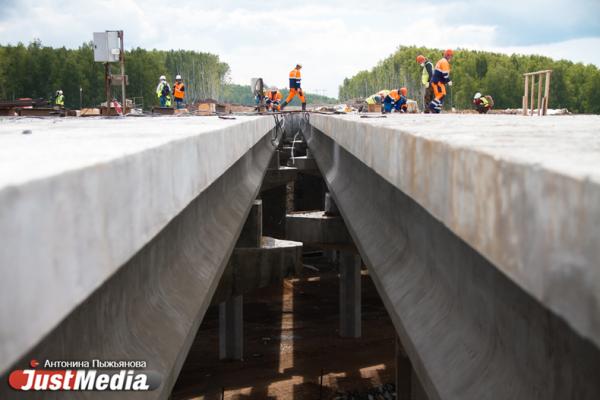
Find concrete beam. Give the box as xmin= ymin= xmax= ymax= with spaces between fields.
xmin=286 ymin=211 xmax=352 ymax=247
xmin=305 ymin=122 xmax=600 ymax=399
xmin=0 ymin=116 xmax=276 ymax=398
xmin=339 ymin=252 xmax=361 ymax=338
xmin=309 ymin=114 xmax=600 ymax=350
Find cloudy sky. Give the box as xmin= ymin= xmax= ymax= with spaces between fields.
xmin=1 ymin=0 xmax=599 ymax=97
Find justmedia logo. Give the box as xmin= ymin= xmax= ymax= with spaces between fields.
xmin=8 ymin=359 xmax=162 ymax=391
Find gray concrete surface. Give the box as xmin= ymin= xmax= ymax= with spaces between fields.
xmin=0 ymin=115 xmax=274 ymax=377
xmin=286 ymin=211 xmax=353 ymax=246
xmin=305 ymin=121 xmax=600 ymax=399
xmin=310 ymin=113 xmax=600 ymax=349
xmin=219 ymin=295 xmax=244 ymax=361
xmin=339 ymin=253 xmax=361 ymax=338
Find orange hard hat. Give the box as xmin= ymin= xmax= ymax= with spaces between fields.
xmin=400 ymin=87 xmax=407 ymax=96
xmin=444 ymin=49 xmax=454 ymax=58
xmin=416 ymin=55 xmax=426 ymax=64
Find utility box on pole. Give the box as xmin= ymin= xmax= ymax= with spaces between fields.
xmin=93 ymin=31 xmax=127 ymax=115
xmin=93 ymin=32 xmax=120 ymax=63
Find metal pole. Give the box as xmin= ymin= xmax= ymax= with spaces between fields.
xmin=523 ymin=75 xmax=529 ymax=116
xmin=529 ymin=75 xmax=535 ymax=116
xmin=79 ymin=87 xmax=82 ymax=109
xmin=105 ymin=63 xmax=111 ymax=115
xmin=537 ymin=74 xmax=543 ymax=116
xmin=119 ymin=31 xmax=126 ymax=114
xmin=544 ymin=72 xmax=551 ymax=115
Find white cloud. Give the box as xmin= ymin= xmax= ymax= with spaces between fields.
xmin=0 ymin=0 xmax=598 ymax=97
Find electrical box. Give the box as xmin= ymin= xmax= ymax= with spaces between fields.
xmin=93 ymin=31 xmax=120 ymax=63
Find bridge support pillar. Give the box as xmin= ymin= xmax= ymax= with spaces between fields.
xmin=339 ymin=252 xmax=361 ymax=338
xmin=219 ymin=295 xmax=243 ymax=360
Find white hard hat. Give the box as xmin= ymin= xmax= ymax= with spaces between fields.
xmin=176 ymin=75 xmax=182 ymax=80
xmin=58 ymin=90 xmax=63 ymax=95
xmin=159 ymin=75 xmax=166 ymax=81
xmin=474 ymin=92 xmax=482 ymax=99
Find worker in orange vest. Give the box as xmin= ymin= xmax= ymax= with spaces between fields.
xmin=382 ymin=87 xmax=408 ymax=113
xmin=281 ymin=64 xmax=306 ymax=111
xmin=429 ymin=49 xmax=453 ymax=113
xmin=173 ymin=75 xmax=185 ymax=109
xmin=265 ymin=87 xmax=283 ymax=112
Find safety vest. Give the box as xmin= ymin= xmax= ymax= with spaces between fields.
xmin=421 ymin=61 xmax=433 ymax=86
xmin=156 ymin=82 xmax=170 ymax=98
xmin=173 ymin=82 xmax=185 ymax=100
xmin=289 ymin=68 xmax=301 ymax=89
xmin=387 ymin=89 xmax=400 ymax=101
xmin=365 ymin=94 xmax=378 ymax=105
xmin=267 ymin=91 xmax=282 ymax=101
xmin=480 ymin=97 xmax=489 ymax=107
xmin=432 ymin=58 xmax=451 ymax=84
xmin=55 ymin=94 xmax=64 ymax=106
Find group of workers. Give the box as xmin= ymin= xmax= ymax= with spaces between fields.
xmin=255 ymin=63 xmax=307 ymax=112
xmin=365 ymin=49 xmax=493 ymax=114
xmin=156 ymin=75 xmax=186 ymax=109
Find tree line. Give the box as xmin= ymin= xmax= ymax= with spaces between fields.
xmin=0 ymin=40 xmax=337 ymax=109
xmin=339 ymin=46 xmax=600 ymax=113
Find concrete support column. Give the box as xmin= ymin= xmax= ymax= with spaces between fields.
xmin=396 ymin=337 xmax=429 ymax=400
xmin=219 ymin=295 xmax=243 ymax=360
xmin=339 ymin=252 xmax=361 ymax=338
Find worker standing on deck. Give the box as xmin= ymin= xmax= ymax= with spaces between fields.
xmin=266 ymin=87 xmax=283 ymax=112
xmin=472 ymin=92 xmax=494 ymax=114
xmin=416 ymin=55 xmax=434 ymax=113
xmin=156 ymin=75 xmax=171 ymax=108
xmin=173 ymin=75 xmax=185 ymax=109
xmin=281 ymin=64 xmax=306 ymax=111
xmin=382 ymin=88 xmax=408 ymax=113
xmin=429 ymin=49 xmax=453 ymax=113
xmin=54 ymin=90 xmax=64 ymax=109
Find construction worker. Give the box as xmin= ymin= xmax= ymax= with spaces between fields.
xmin=383 ymin=88 xmax=408 ymax=113
xmin=429 ymin=49 xmax=453 ymax=113
xmin=265 ymin=87 xmax=283 ymax=111
xmin=416 ymin=55 xmax=434 ymax=113
xmin=173 ymin=75 xmax=185 ymax=109
xmin=156 ymin=75 xmax=171 ymax=108
xmin=473 ymin=92 xmax=494 ymax=114
xmin=281 ymin=64 xmax=306 ymax=111
xmin=54 ymin=90 xmax=64 ymax=108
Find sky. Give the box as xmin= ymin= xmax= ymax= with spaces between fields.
xmin=1 ymin=0 xmax=599 ymax=97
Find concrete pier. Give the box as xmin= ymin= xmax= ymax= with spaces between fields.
xmin=339 ymin=253 xmax=361 ymax=338
xmin=219 ymin=295 xmax=244 ymax=360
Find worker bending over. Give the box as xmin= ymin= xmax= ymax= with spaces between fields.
xmin=416 ymin=55 xmax=434 ymax=113
xmin=429 ymin=49 xmax=453 ymax=113
xmin=173 ymin=75 xmax=185 ymax=109
xmin=473 ymin=92 xmax=494 ymax=114
xmin=266 ymin=87 xmax=283 ymax=111
xmin=156 ymin=75 xmax=172 ymax=108
xmin=54 ymin=90 xmax=64 ymax=109
xmin=383 ymin=87 xmax=408 ymax=113
xmin=281 ymin=64 xmax=306 ymax=111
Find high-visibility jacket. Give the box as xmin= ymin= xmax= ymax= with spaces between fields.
xmin=156 ymin=81 xmax=171 ymax=98
xmin=365 ymin=94 xmax=380 ymax=105
xmin=266 ymin=90 xmax=282 ymax=102
xmin=173 ymin=82 xmax=185 ymax=100
xmin=421 ymin=61 xmax=433 ymax=86
xmin=387 ymin=89 xmax=401 ymax=102
xmin=289 ymin=68 xmax=302 ymax=89
xmin=432 ymin=57 xmax=451 ymax=84
xmin=55 ymin=94 xmax=64 ymax=106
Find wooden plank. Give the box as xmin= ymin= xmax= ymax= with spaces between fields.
xmin=523 ymin=75 xmax=529 ymax=115
xmin=544 ymin=72 xmax=551 ymax=115
xmin=537 ymin=75 xmax=543 ymax=116
xmin=530 ymin=75 xmax=535 ymax=116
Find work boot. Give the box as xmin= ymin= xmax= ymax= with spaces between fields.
xmin=301 ymin=103 xmax=306 ymax=111
xmin=280 ymin=101 xmax=288 ymax=110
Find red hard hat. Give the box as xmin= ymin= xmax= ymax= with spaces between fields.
xmin=400 ymin=87 xmax=407 ymax=96
xmin=416 ymin=55 xmax=426 ymax=64
xmin=444 ymin=49 xmax=454 ymax=58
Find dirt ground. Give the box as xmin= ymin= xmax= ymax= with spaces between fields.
xmin=171 ymin=256 xmax=397 ymax=400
